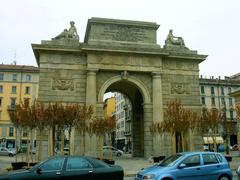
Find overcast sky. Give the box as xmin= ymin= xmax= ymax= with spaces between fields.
xmin=1 ymin=0 xmax=240 ymax=77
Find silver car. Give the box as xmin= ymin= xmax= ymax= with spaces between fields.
xmin=0 ymin=147 xmax=16 ymax=157
xmin=103 ymin=146 xmax=123 ymax=157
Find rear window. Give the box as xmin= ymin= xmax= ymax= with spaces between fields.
xmin=215 ymin=154 xmax=223 ymax=162
xmin=89 ymin=158 xmax=110 ymax=168
xmin=202 ymin=154 xmax=219 ymax=165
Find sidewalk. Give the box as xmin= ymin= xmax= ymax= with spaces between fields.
xmin=115 ymin=152 xmax=240 ymax=177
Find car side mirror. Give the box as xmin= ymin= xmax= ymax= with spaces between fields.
xmin=36 ymin=168 xmax=42 ymax=174
xmin=179 ymin=163 xmax=186 ymax=169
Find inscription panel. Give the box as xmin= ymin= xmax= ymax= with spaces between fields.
xmin=101 ymin=25 xmax=149 ymax=42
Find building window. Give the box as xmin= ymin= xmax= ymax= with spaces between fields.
xmin=9 ymin=127 xmax=14 ymax=137
xmin=12 ymin=86 xmax=17 ymax=94
xmin=200 ymin=86 xmax=205 ymax=94
xmin=221 ymin=97 xmax=225 ymax=106
xmin=229 ymin=98 xmax=233 ymax=106
xmin=12 ymin=74 xmax=17 ymax=81
xmin=0 ymin=111 xmax=1 ymax=120
xmin=201 ymin=97 xmax=205 ymax=105
xmin=26 ymin=75 xmax=31 ymax=82
xmin=221 ymin=87 xmax=224 ymax=95
xmin=23 ymin=128 xmax=28 ymax=137
xmin=228 ymin=87 xmax=232 ymax=94
xmin=0 ymin=97 xmax=2 ymax=107
xmin=10 ymin=98 xmax=16 ymax=109
xmin=230 ymin=110 xmax=234 ymax=120
xmin=25 ymin=86 xmax=30 ymax=94
xmin=0 ymin=85 xmax=3 ymax=93
xmin=0 ymin=74 xmax=4 ymax=81
xmin=211 ymin=97 xmax=215 ymax=106
xmin=211 ymin=87 xmax=215 ymax=95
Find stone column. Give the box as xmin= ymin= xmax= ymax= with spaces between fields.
xmin=143 ymin=103 xmax=153 ymax=158
xmin=86 ymin=69 xmax=97 ymax=106
xmin=85 ymin=69 xmax=98 ymax=156
xmin=152 ymin=72 xmax=164 ymax=156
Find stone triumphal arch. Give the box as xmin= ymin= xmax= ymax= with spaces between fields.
xmin=32 ymin=18 xmax=207 ymax=158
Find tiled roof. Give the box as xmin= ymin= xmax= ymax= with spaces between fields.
xmin=0 ymin=64 xmax=39 ymax=72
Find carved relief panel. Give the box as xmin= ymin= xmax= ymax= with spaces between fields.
xmin=52 ymin=79 xmax=74 ymax=91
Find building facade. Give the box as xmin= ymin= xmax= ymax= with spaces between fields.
xmin=0 ymin=64 xmax=39 ymax=148
xmin=103 ymin=96 xmax=115 ymax=118
xmin=114 ymin=93 xmax=132 ymax=152
xmin=199 ymin=75 xmax=240 ymax=146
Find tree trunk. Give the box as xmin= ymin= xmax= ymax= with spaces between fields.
xmin=108 ymin=133 xmax=112 ymax=160
xmin=26 ymin=127 xmax=30 ymax=167
xmin=68 ymin=127 xmax=72 ymax=155
xmin=15 ymin=127 xmax=18 ymax=162
xmin=19 ymin=128 xmax=24 ymax=162
xmin=52 ymin=126 xmax=56 ymax=156
xmin=172 ymin=132 xmax=175 ymax=154
xmin=83 ymin=128 xmax=86 ymax=155
xmin=80 ymin=131 xmax=84 ymax=156
xmin=61 ymin=128 xmax=65 ymax=156
xmin=181 ymin=132 xmax=185 ymax=152
xmin=38 ymin=129 xmax=43 ymax=162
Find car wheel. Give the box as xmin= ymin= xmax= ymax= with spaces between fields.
xmin=116 ymin=153 xmax=122 ymax=157
xmin=9 ymin=154 xmax=13 ymax=157
xmin=218 ymin=175 xmax=230 ymax=180
xmin=162 ymin=178 xmax=173 ymax=180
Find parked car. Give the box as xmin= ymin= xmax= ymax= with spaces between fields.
xmin=54 ymin=147 xmax=70 ymax=155
xmin=17 ymin=147 xmax=36 ymax=154
xmin=231 ymin=144 xmax=239 ymax=151
xmin=237 ymin=165 xmax=240 ymax=180
xmin=103 ymin=146 xmax=123 ymax=157
xmin=63 ymin=147 xmax=69 ymax=155
xmin=0 ymin=147 xmax=16 ymax=157
xmin=203 ymin=145 xmax=209 ymax=151
xmin=0 ymin=156 xmax=124 ymax=180
xmin=136 ymin=152 xmax=232 ymax=180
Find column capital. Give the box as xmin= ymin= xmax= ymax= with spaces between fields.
xmin=87 ymin=69 xmax=98 ymax=75
xmin=151 ymin=71 xmax=162 ymax=78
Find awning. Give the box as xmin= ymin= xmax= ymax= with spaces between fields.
xmin=203 ymin=137 xmax=224 ymax=144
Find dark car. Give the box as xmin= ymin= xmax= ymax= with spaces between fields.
xmin=0 ymin=156 xmax=124 ymax=180
xmin=136 ymin=152 xmax=232 ymax=180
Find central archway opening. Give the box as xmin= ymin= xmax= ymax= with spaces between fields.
xmin=103 ymin=80 xmax=144 ymax=157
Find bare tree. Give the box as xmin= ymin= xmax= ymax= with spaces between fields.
xmin=163 ymin=99 xmax=191 ymax=153
xmin=74 ymin=105 xmax=94 ymax=155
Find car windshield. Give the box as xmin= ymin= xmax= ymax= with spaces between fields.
xmin=158 ymin=154 xmax=182 ymax=167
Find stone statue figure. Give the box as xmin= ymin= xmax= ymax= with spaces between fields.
xmin=165 ymin=29 xmax=185 ymax=47
xmin=53 ymin=21 xmax=79 ymax=40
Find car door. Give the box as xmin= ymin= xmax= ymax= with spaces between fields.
xmin=175 ymin=154 xmax=204 ymax=180
xmin=33 ymin=156 xmax=65 ymax=180
xmin=0 ymin=148 xmax=7 ymax=155
xmin=62 ymin=157 xmax=94 ymax=180
xmin=200 ymin=153 xmax=222 ymax=179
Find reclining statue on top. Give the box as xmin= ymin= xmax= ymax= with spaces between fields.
xmin=165 ymin=29 xmax=186 ymax=47
xmin=52 ymin=21 xmax=79 ymax=40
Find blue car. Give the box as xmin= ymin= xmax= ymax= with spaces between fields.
xmin=136 ymin=152 xmax=232 ymax=180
